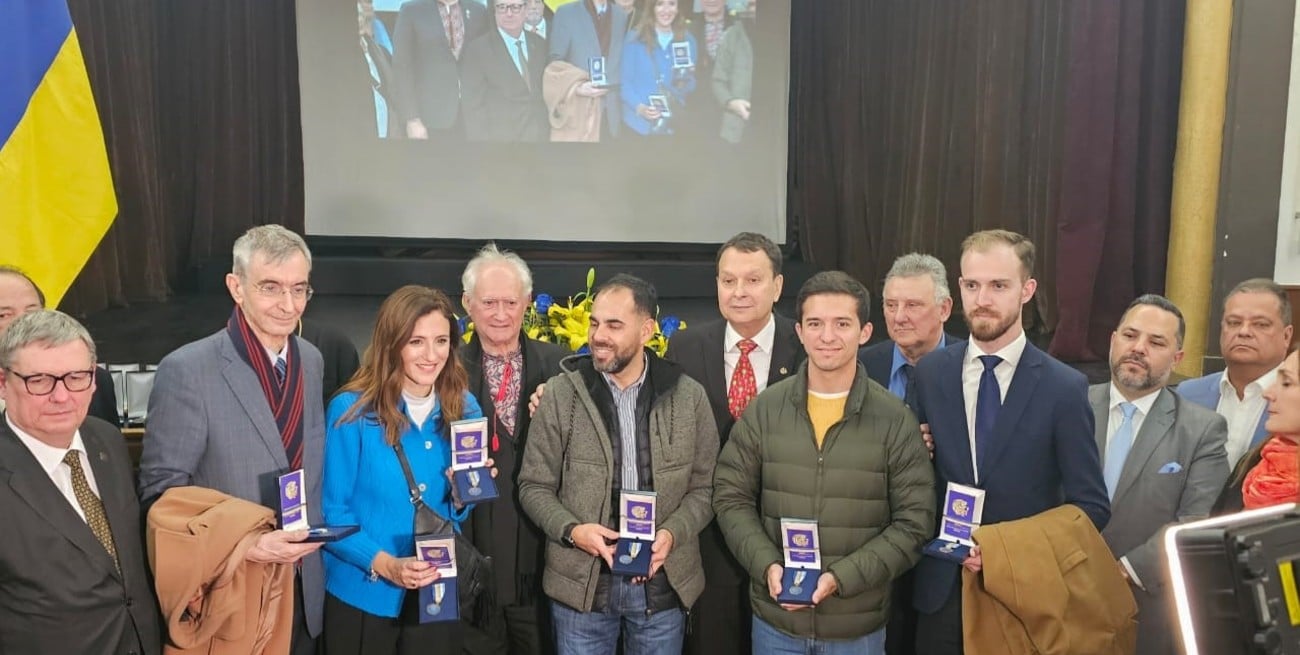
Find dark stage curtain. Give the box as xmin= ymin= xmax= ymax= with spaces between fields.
xmin=63 ymin=0 xmax=304 ymax=315
xmin=789 ymin=1 xmax=1182 ymax=359
xmin=65 ymin=0 xmax=1182 ymax=364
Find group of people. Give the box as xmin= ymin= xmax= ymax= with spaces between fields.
xmin=360 ymin=0 xmax=758 ymax=142
xmin=0 ymin=222 xmax=1297 ymax=655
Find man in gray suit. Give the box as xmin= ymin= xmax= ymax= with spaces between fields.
xmin=1090 ymin=294 xmax=1230 ymax=655
xmin=548 ymin=0 xmax=629 ymax=138
xmin=139 ymin=225 xmax=326 ymax=655
xmin=0 ymin=310 xmax=161 ymax=654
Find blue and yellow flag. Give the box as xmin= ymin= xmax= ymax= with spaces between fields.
xmin=0 ymin=0 xmax=116 ymax=307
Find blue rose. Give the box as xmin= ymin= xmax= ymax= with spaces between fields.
xmin=660 ymin=315 xmax=681 ymax=338
xmin=535 ymin=293 xmax=553 ymax=314
xmin=458 ymin=315 xmax=470 ymax=334
xmin=577 ymin=344 xmax=590 ymax=355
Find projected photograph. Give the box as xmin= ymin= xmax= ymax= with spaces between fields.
xmin=358 ymin=0 xmax=760 ymax=143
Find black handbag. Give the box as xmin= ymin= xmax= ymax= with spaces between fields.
xmin=392 ymin=440 xmax=493 ymax=607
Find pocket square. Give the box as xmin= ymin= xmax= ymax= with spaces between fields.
xmin=1157 ymin=462 xmax=1183 ymax=474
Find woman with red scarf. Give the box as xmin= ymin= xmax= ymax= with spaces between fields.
xmin=1214 ymin=347 xmax=1300 ymax=513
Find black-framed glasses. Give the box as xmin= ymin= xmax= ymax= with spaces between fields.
xmin=495 ymin=2 xmax=525 ymax=14
xmin=5 ymin=368 xmax=96 ymax=396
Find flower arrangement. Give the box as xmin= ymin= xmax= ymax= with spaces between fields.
xmin=460 ymin=267 xmax=685 ymax=357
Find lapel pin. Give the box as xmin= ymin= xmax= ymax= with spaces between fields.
xmin=99 ymin=452 xmax=108 ymax=461
xmin=779 ymin=367 xmax=788 ymax=375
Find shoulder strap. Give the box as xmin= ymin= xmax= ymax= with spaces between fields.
xmin=392 ymin=441 xmax=424 ymax=507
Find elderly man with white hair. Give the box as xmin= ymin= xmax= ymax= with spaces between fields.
xmin=459 ymin=242 xmax=569 ymax=655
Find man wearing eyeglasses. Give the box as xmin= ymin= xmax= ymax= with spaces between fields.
xmin=0 ymin=266 xmax=119 ymax=425
xmin=139 ymin=224 xmax=327 ymax=655
xmin=460 ymin=0 xmax=549 ymax=141
xmin=0 ymin=310 xmax=162 ymax=654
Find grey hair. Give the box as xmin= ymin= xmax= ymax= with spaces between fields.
xmin=884 ymin=253 xmax=951 ymax=303
xmin=1226 ymin=278 xmax=1293 ymax=327
xmin=462 ymin=242 xmax=533 ymax=297
xmin=231 ymin=225 xmax=313 ymax=278
xmin=0 ymin=310 xmax=97 ymax=370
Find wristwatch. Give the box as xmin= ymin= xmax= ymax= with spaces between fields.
xmin=561 ymin=523 xmax=578 ymax=548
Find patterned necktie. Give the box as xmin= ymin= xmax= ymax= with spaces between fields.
xmin=274 ymin=356 xmax=287 ymax=386
xmin=974 ymin=355 xmax=1003 ymax=478
xmin=728 ymin=339 xmax=759 ymax=419
xmin=64 ymin=450 xmax=120 ymax=573
xmin=1105 ymin=402 xmax=1138 ymax=499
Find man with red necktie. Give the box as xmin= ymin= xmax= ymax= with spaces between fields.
xmin=665 ymin=231 xmax=804 ymax=655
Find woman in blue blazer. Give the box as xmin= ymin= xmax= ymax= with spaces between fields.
xmin=620 ymin=0 xmax=698 ymax=135
xmin=322 ymin=285 xmax=485 ymax=654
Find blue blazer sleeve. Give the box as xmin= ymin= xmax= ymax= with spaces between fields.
xmin=322 ymin=393 xmax=389 ymax=572
xmin=1054 ymin=372 xmax=1110 ymax=531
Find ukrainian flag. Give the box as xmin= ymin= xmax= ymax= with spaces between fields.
xmin=0 ymin=0 xmax=116 ymax=308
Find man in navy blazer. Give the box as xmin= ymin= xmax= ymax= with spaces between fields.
xmin=1175 ymin=278 xmax=1293 ymax=470
xmin=911 ymin=230 xmax=1109 ymax=655
xmin=858 ymin=253 xmax=956 ymax=412
xmin=856 ymin=252 xmax=953 ymax=655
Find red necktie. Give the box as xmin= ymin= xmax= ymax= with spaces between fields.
xmin=728 ymin=339 xmax=759 ymax=419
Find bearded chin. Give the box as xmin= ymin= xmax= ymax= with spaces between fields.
xmin=967 ymin=313 xmax=1016 ymax=343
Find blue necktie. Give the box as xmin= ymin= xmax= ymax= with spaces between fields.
xmin=974 ymin=355 xmax=1002 ymax=476
xmin=1105 ymin=402 xmax=1138 ymax=499
xmin=899 ymin=363 xmax=916 ymax=410
xmin=274 ymin=356 xmax=287 ymax=386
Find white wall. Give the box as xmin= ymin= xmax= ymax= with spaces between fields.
xmin=1273 ymin=5 xmax=1300 ymax=283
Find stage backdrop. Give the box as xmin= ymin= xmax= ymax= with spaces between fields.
xmin=295 ymin=0 xmax=792 ymax=243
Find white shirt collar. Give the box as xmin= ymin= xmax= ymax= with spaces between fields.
xmin=263 ymin=341 xmax=288 ymax=364
xmin=725 ymin=314 xmax=776 ymax=355
xmin=1220 ymin=363 xmax=1282 ymax=399
xmin=1107 ymin=383 xmax=1161 ymax=417
xmin=965 ymin=329 xmax=1028 ymax=369
xmin=7 ymin=414 xmax=86 ymax=478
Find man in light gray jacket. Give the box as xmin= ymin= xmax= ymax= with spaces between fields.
xmin=519 ymin=273 xmax=718 ymax=655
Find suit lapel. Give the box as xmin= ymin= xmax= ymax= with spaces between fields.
xmin=0 ymin=422 xmax=119 ymax=577
xmin=220 ymin=336 xmax=290 ymax=468
xmin=1088 ymin=384 xmax=1109 ymax=454
xmin=768 ymin=316 xmax=800 ymax=385
xmin=83 ymin=426 xmax=128 ymax=581
xmin=936 ymin=343 xmax=976 ymax=484
xmin=1115 ymin=389 xmax=1176 ymax=501
xmin=978 ymin=344 xmax=1045 ymax=480
xmin=700 ymin=321 xmax=729 ymax=412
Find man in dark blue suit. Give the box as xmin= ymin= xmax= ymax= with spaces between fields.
xmin=857 ymin=252 xmax=954 ymax=655
xmin=859 ymin=252 xmax=956 ymax=412
xmin=911 ymin=230 xmax=1109 ymax=655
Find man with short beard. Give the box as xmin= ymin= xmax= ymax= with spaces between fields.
xmin=1087 ymin=295 xmax=1228 ymax=655
xmin=910 ymin=230 xmax=1110 ymax=655
xmin=519 ymin=274 xmax=718 ymax=655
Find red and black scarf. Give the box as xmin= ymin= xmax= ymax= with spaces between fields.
xmin=227 ymin=306 xmax=306 ymax=469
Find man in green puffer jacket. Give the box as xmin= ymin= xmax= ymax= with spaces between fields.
xmin=714 ymin=271 xmax=935 ymax=653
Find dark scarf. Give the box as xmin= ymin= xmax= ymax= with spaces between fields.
xmin=586 ymin=0 xmax=613 ymax=56
xmin=226 ymin=306 xmax=307 ymax=469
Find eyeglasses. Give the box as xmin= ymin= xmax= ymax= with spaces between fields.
xmin=5 ymin=368 xmax=96 ymax=396
xmin=253 ymin=282 xmax=314 ymax=301
xmin=496 ymin=3 xmax=525 ymax=14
